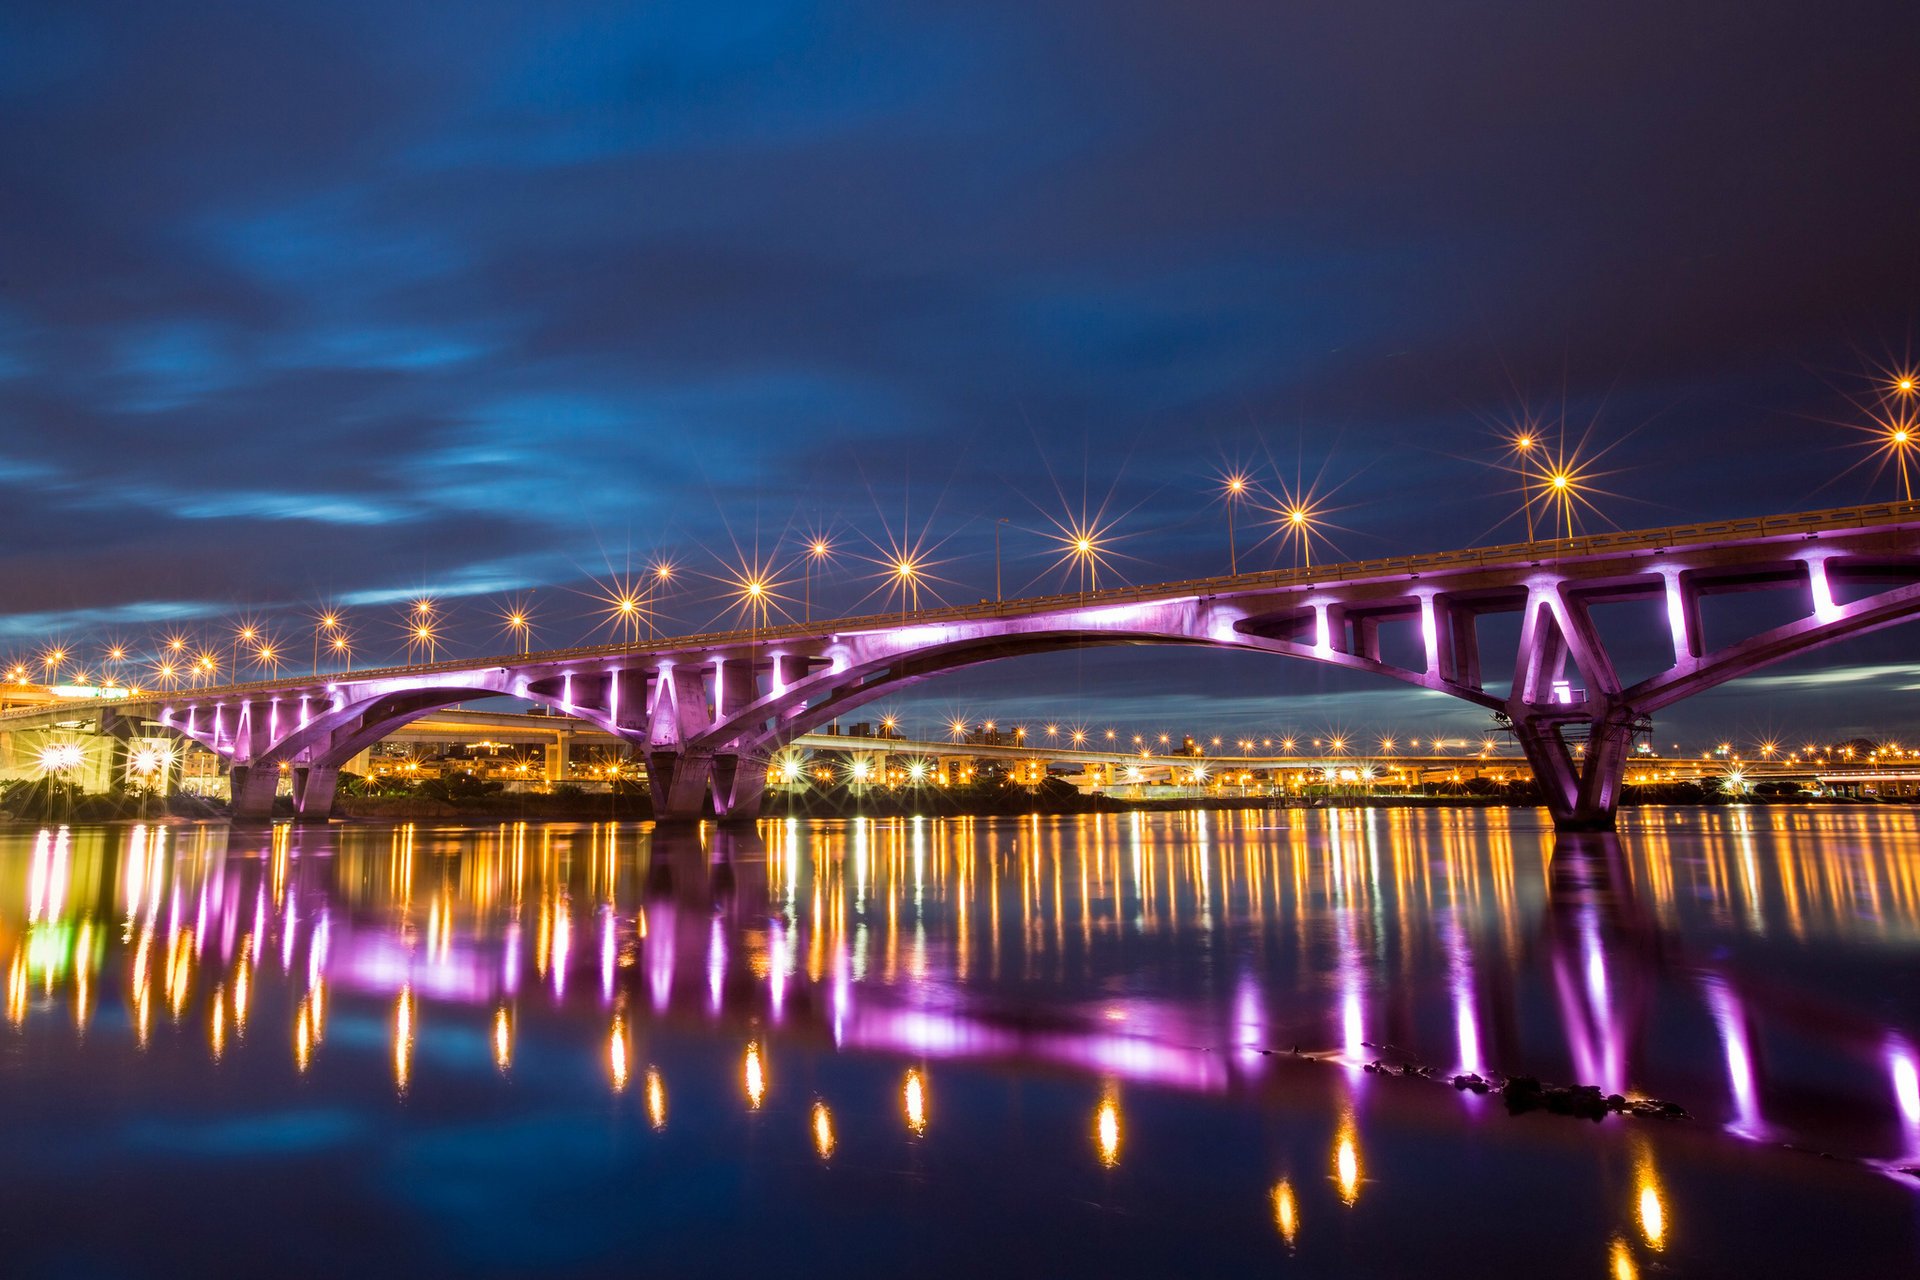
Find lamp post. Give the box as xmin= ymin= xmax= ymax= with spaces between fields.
xmin=994 ymin=517 xmax=1009 ymax=603
xmin=1221 ymin=474 xmax=1251 ymax=575
xmin=805 ymin=538 xmax=832 ymax=622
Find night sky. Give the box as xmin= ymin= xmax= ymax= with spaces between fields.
xmin=5 ymin=1 xmax=1920 ymax=743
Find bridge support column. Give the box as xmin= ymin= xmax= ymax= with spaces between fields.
xmin=229 ymin=763 xmax=280 ymax=823
xmin=1510 ymin=711 xmax=1636 ymax=832
xmin=291 ymin=764 xmax=340 ymax=822
xmin=710 ymin=753 xmax=767 ymax=825
xmin=648 ymin=751 xmax=712 ymax=824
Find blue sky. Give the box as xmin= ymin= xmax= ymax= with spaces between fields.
xmin=3 ymin=1 xmax=1919 ymax=744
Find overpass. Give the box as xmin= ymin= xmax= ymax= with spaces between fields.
xmin=5 ymin=500 xmax=1919 ymax=829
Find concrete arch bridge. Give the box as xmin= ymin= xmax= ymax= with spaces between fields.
xmin=5 ymin=501 xmax=1919 ymax=831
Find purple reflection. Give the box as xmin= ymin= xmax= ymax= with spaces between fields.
xmin=1234 ymin=973 xmax=1264 ymax=1063
xmin=1706 ymin=977 xmax=1763 ymax=1139
xmin=601 ymin=909 xmax=617 ymax=1004
xmin=1889 ymin=1037 xmax=1920 ymax=1150
xmin=332 ymin=934 xmax=495 ymax=1003
xmin=1445 ymin=917 xmax=1482 ymax=1076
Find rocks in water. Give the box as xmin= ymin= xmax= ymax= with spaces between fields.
xmin=1343 ymin=1052 xmax=1691 ymax=1123
xmin=1499 ymin=1075 xmax=1688 ymax=1121
xmin=1502 ymin=1078 xmax=1610 ymax=1121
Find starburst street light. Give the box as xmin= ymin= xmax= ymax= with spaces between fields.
xmin=313 ymin=607 xmax=343 ymax=676
xmin=1219 ymin=471 xmax=1253 ymax=575
xmin=802 ymin=535 xmax=834 ymax=622
xmin=329 ymin=631 xmax=355 ymax=673
xmin=1868 ymin=413 xmax=1918 ymax=501
xmin=249 ymin=640 xmax=284 ymax=677
xmin=714 ymin=553 xmax=789 ymax=642
xmin=646 ymin=558 xmax=678 ymax=639
xmin=498 ymin=593 xmax=536 ymax=655
xmin=405 ymin=618 xmax=440 ymax=664
xmin=591 ymin=573 xmax=653 ymax=649
xmin=229 ymin=620 xmax=261 ymax=685
xmin=1533 ymin=448 xmax=1607 ymax=542
xmin=1506 ymin=425 xmax=1542 ymax=541
xmin=1039 ymin=508 xmax=1128 ymax=597
xmin=1261 ymin=485 xmax=1332 ymax=570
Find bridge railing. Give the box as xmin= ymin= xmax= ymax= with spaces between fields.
xmin=7 ymin=499 xmax=1917 ymax=721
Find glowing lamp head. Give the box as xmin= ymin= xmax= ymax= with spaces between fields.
xmin=1550 ymin=472 xmax=1571 ymax=491
xmin=810 ymin=539 xmax=831 ymax=559
xmin=1897 ymin=376 xmax=1917 ymax=396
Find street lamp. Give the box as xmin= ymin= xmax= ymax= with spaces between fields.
xmin=805 ymin=537 xmax=833 ymax=622
xmin=314 ymin=609 xmax=342 ymax=676
xmin=649 ymin=561 xmax=675 ymax=639
xmin=994 ymin=517 xmax=1010 ymax=603
xmin=1221 ymin=473 xmax=1251 ymax=575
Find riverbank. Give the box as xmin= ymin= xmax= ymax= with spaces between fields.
xmin=1 ymin=779 xmax=1903 ymax=825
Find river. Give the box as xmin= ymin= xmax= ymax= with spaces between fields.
xmin=1 ymin=807 xmax=1916 ymax=1275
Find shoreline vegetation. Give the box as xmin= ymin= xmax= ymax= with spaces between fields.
xmin=0 ymin=775 xmax=1896 ymax=825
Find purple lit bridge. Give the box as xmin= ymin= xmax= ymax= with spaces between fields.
xmin=9 ymin=501 xmax=1920 ymax=830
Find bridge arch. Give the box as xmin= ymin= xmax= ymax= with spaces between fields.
xmin=675 ymin=613 xmax=1499 ymax=820
xmin=160 ymin=669 xmax=629 ymax=819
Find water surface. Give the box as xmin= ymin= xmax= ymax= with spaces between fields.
xmin=3 ymin=807 xmax=1918 ymax=1276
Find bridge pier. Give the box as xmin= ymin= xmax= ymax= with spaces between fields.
xmin=710 ymin=752 xmax=768 ymax=825
xmin=648 ymin=750 xmax=713 ymax=823
xmin=229 ymin=763 xmax=280 ymax=823
xmin=1509 ymin=711 xmax=1637 ymax=832
xmin=291 ymin=763 xmax=340 ymax=822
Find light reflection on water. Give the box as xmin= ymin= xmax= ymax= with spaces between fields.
xmin=2 ymin=807 xmax=1919 ymax=1274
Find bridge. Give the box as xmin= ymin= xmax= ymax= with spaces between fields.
xmin=5 ymin=500 xmax=1919 ymax=830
